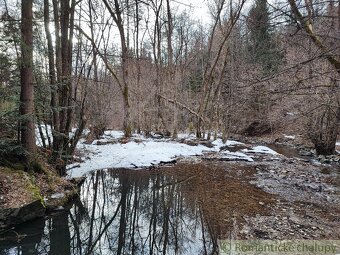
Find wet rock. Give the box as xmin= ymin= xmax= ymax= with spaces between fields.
xmin=69 ymin=177 xmax=86 ymax=187
xmin=253 ymin=229 xmax=270 ymax=239
xmin=96 ymin=139 xmax=118 ymax=145
xmin=299 ymin=149 xmax=313 ymax=157
xmin=54 ymin=206 xmax=65 ymax=211
xmin=203 ymin=152 xmax=253 ymax=162
xmin=318 ymin=156 xmax=331 ymax=164
xmin=0 ymin=200 xmax=45 ymax=230
xmin=159 ymin=159 xmax=177 ymax=166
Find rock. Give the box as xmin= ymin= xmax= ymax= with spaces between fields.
xmin=0 ymin=200 xmax=45 ymax=230
xmin=320 ymin=158 xmax=331 ymax=164
xmin=51 ymin=193 xmax=65 ymax=199
xmin=299 ymin=150 xmax=313 ymax=157
xmin=253 ymin=229 xmax=270 ymax=239
xmin=54 ymin=206 xmax=65 ymax=211
xmin=69 ymin=177 xmax=86 ymax=187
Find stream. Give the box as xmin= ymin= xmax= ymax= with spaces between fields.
xmin=0 ymin=154 xmax=339 ymax=254
xmin=0 ymin=163 xmax=274 ymax=255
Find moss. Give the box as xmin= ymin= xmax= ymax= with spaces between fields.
xmin=1 ymin=157 xmax=78 ymax=212
xmin=1 ymin=159 xmax=25 ymax=171
xmin=0 ymin=167 xmax=45 ymax=208
xmin=29 ymin=160 xmax=44 ymax=173
xmin=27 ymin=177 xmax=45 ymax=208
xmin=16 ymin=170 xmax=46 ymax=208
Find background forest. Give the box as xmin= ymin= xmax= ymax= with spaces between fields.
xmin=0 ymin=0 xmax=339 ymax=174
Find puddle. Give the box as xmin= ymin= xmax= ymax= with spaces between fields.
xmin=0 ymin=163 xmax=274 ymax=255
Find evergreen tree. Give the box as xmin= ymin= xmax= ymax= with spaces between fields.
xmin=247 ymin=0 xmax=282 ymax=73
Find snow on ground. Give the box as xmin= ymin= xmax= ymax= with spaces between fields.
xmin=212 ymin=139 xmax=244 ymax=147
xmin=284 ymin=135 xmax=296 ymax=140
xmin=67 ymin=140 xmax=216 ymax=177
xmin=220 ymin=151 xmax=254 ymax=162
xmin=242 ymin=146 xmax=280 ymax=155
xmin=66 ymin=131 xmax=281 ymax=178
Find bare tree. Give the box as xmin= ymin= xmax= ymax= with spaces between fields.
xmin=102 ymin=0 xmax=132 ymax=137
xmin=288 ymin=0 xmax=340 ymax=154
xmin=196 ymin=0 xmax=246 ymax=138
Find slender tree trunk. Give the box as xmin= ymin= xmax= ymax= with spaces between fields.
xmin=51 ymin=0 xmax=63 ymax=161
xmin=135 ymin=0 xmax=142 ymax=133
xmin=102 ymin=0 xmax=132 ymax=137
xmin=44 ymin=0 xmax=60 ymax=155
xmin=20 ymin=0 xmax=36 ymax=157
xmin=166 ymin=0 xmax=178 ymax=138
xmin=152 ymin=1 xmax=164 ymax=132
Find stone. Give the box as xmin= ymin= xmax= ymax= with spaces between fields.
xmin=299 ymin=150 xmax=313 ymax=157
xmin=51 ymin=193 xmax=65 ymax=199
xmin=0 ymin=200 xmax=45 ymax=230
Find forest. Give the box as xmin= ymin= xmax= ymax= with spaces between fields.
xmin=0 ymin=0 xmax=339 ymax=168
xmin=0 ymin=0 xmax=339 ymax=254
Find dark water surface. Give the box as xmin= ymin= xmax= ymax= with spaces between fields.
xmin=0 ymin=164 xmax=271 ymax=255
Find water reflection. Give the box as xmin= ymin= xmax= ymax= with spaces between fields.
xmin=0 ymin=164 xmax=272 ymax=255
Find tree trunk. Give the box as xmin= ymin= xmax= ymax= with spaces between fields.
xmin=315 ymin=143 xmax=336 ymax=156
xmin=102 ymin=0 xmax=132 ymax=137
xmin=20 ymin=0 xmax=36 ymax=158
xmin=44 ymin=0 xmax=60 ymax=154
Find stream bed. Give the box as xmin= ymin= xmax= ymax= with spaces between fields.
xmin=0 ymin=159 xmax=339 ymax=254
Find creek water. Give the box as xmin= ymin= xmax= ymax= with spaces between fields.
xmin=0 ymin=163 xmax=272 ymax=255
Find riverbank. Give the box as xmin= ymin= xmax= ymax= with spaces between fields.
xmin=0 ymin=130 xmax=339 ymax=239
xmin=0 ymin=157 xmax=79 ymax=231
xmin=0 ymin=159 xmax=339 ymax=254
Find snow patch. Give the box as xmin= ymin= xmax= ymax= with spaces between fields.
xmin=242 ymin=146 xmax=279 ymax=155
xmin=284 ymin=135 xmax=296 ymax=140
xmin=68 ymin=140 xmax=215 ymax=178
xmin=66 ymin=131 xmax=284 ymax=177
xmin=221 ymin=151 xmax=254 ymax=162
xmin=212 ymin=139 xmax=244 ymax=148
xmin=103 ymin=130 xmax=124 ymax=139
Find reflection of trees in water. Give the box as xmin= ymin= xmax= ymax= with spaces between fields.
xmin=49 ymin=212 xmax=71 ymax=255
xmin=1 ymin=164 xmax=273 ymax=255
xmin=0 ymin=168 xmax=218 ymax=255
xmin=66 ymin=169 xmax=217 ymax=255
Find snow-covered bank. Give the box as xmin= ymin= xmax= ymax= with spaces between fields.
xmin=67 ymin=140 xmax=214 ymax=177
xmin=67 ymin=131 xmax=283 ymax=178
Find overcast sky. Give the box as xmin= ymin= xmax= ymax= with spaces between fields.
xmin=172 ymin=0 xmax=211 ymax=22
